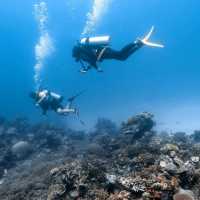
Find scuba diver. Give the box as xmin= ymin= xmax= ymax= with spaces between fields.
xmin=72 ymin=26 xmax=164 ymax=73
xmin=29 ymin=89 xmax=83 ymax=117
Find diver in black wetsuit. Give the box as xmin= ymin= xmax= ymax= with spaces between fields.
xmin=72 ymin=26 xmax=164 ymax=73
xmin=29 ymin=89 xmax=82 ymax=116
xmin=73 ymin=40 xmax=143 ymax=72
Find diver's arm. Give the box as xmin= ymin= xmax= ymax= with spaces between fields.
xmin=92 ymin=63 xmax=99 ymax=70
xmin=80 ymin=60 xmax=86 ymax=68
xmin=36 ymin=95 xmax=46 ymax=105
xmin=80 ymin=60 xmax=93 ymax=70
xmin=36 ymin=90 xmax=51 ymax=105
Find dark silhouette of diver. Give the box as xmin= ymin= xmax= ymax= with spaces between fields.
xmin=72 ymin=26 xmax=164 ymax=73
xmin=29 ymin=89 xmax=84 ymax=116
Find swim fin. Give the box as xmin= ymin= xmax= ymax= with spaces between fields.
xmin=142 ymin=40 xmax=164 ymax=48
xmin=73 ymin=107 xmax=85 ymax=126
xmin=68 ymin=90 xmax=86 ymax=102
xmin=140 ymin=26 xmax=164 ymax=48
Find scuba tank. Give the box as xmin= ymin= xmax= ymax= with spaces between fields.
xmin=80 ymin=36 xmax=111 ymax=46
xmin=50 ymin=92 xmax=63 ymax=102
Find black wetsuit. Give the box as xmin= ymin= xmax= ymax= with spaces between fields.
xmin=73 ymin=41 xmax=143 ymax=68
xmin=50 ymin=97 xmax=64 ymax=112
xmin=36 ymin=94 xmax=64 ymax=115
xmin=99 ymin=41 xmax=143 ymax=61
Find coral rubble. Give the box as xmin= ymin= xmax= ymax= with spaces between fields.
xmin=0 ymin=113 xmax=200 ymax=199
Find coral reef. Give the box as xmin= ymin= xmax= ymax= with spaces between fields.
xmin=0 ymin=112 xmax=200 ymax=199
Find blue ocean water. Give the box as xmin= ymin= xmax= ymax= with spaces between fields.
xmin=1 ymin=0 xmax=200 ymax=132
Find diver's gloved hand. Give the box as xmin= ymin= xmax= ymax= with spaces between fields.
xmin=80 ymin=68 xmax=88 ymax=73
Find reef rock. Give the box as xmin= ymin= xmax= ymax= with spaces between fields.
xmin=0 ymin=113 xmax=200 ymax=200
xmin=121 ymin=112 xmax=154 ymax=140
xmin=161 ymin=143 xmax=179 ymax=154
xmin=11 ymin=141 xmax=32 ymax=159
xmin=173 ymin=189 xmax=194 ymax=200
xmin=47 ymin=184 xmax=66 ymax=200
xmin=118 ymin=176 xmax=146 ymax=193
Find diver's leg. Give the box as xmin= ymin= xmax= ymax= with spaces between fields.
xmin=117 ymin=40 xmax=143 ymax=60
xmin=101 ymin=41 xmax=143 ymax=61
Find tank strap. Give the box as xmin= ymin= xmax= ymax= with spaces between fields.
xmin=97 ymin=47 xmax=107 ymax=61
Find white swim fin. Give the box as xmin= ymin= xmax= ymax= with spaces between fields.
xmin=140 ymin=26 xmax=164 ymax=48
xmin=142 ymin=40 xmax=164 ymax=48
xmin=144 ymin=26 xmax=154 ymax=41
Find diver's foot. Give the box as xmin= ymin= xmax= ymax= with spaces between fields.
xmin=140 ymin=38 xmax=151 ymax=46
xmin=135 ymin=38 xmax=144 ymax=47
